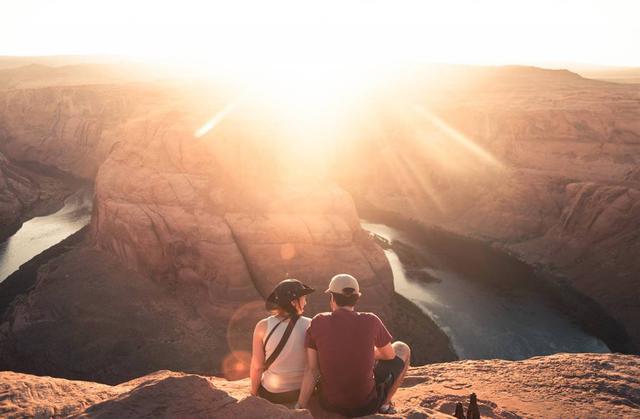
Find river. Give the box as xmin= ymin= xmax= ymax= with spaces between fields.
xmin=0 ymin=188 xmax=93 ymax=283
xmin=361 ymin=220 xmax=610 ymax=360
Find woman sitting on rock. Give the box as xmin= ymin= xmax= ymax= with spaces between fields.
xmin=250 ymin=279 xmax=314 ymax=404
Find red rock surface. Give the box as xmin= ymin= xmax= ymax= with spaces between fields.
xmin=0 ymin=370 xmax=312 ymax=419
xmin=90 ymin=109 xmax=394 ymax=315
xmin=1 ymin=353 xmax=637 ymax=418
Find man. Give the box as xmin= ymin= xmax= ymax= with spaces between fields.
xmin=295 ymin=274 xmax=411 ymax=416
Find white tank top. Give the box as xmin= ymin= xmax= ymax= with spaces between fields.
xmin=261 ymin=315 xmax=311 ymax=393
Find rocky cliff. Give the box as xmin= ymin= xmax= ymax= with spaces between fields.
xmin=337 ymin=69 xmax=640 ymax=352
xmin=0 ymin=151 xmax=74 ymax=240
xmin=0 ymin=84 xmax=174 ymax=179
xmin=1 ymin=353 xmax=638 ymax=418
xmin=0 ymin=152 xmax=39 ymax=238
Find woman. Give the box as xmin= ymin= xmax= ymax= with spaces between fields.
xmin=250 ymin=279 xmax=314 ymax=404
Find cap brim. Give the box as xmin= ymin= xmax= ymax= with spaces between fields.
xmin=324 ymin=288 xmax=361 ymax=296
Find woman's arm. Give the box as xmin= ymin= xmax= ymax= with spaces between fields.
xmin=250 ymin=319 xmax=267 ymax=396
xmin=296 ymin=348 xmax=320 ymax=409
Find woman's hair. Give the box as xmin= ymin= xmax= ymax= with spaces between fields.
xmin=269 ymin=298 xmax=300 ymax=318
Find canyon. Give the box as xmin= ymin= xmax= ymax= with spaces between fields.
xmin=0 ymin=62 xmax=638 ymax=417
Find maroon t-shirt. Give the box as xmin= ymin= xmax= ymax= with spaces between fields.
xmin=304 ymin=308 xmax=392 ymax=409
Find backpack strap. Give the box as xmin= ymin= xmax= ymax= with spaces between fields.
xmin=263 ymin=319 xmax=284 ymax=352
xmin=264 ymin=316 xmax=299 ymax=371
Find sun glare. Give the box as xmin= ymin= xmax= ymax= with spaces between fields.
xmin=192 ymin=38 xmax=392 ymax=178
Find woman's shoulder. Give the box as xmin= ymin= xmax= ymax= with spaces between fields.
xmin=298 ymin=316 xmax=312 ymax=326
xmin=254 ymin=317 xmax=270 ymax=335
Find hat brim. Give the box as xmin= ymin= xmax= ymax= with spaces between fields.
xmin=265 ymin=285 xmax=315 ymax=311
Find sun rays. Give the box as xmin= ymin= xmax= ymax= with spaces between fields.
xmin=412 ymin=105 xmax=503 ymax=168
xmin=191 ymin=71 xmax=504 ymax=221
xmin=367 ymin=102 xmax=504 ymax=215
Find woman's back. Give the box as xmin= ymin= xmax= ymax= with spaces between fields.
xmin=261 ymin=315 xmax=311 ymax=393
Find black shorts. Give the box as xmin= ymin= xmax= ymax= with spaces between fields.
xmin=374 ymin=355 xmax=406 ymax=402
xmin=320 ymin=356 xmax=406 ymax=417
xmin=257 ymin=384 xmax=299 ymax=404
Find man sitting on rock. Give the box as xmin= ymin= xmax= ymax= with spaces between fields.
xmin=295 ymin=274 xmax=411 ymax=416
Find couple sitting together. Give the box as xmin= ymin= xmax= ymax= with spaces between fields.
xmin=250 ymin=274 xmax=411 ymax=417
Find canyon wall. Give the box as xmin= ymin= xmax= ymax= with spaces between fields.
xmin=0 ymin=151 xmax=73 ymax=239
xmin=338 ymin=70 xmax=640 ymax=351
xmin=0 ymin=152 xmax=39 ymax=237
xmin=0 ymin=84 xmax=173 ymax=179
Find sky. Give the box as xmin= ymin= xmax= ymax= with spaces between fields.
xmin=1 ymin=0 xmax=639 ymax=67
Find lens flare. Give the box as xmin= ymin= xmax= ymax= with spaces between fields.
xmin=413 ymin=105 xmax=503 ymax=168
xmin=225 ymin=300 xmax=264 ymax=380
xmin=221 ymin=351 xmax=252 ymax=381
xmin=194 ymin=100 xmax=240 ymax=138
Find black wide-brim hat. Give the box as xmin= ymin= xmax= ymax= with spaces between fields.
xmin=265 ymin=279 xmax=315 ymax=311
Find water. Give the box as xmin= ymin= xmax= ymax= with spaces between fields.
xmin=362 ymin=220 xmax=610 ymax=360
xmin=0 ymin=188 xmax=93 ymax=282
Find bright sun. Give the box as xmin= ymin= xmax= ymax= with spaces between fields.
xmin=192 ymin=31 xmax=392 ymax=172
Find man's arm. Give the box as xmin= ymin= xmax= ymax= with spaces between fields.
xmin=373 ymin=315 xmax=395 ymax=360
xmin=296 ymin=348 xmax=320 ymax=409
xmin=249 ymin=320 xmax=267 ymax=396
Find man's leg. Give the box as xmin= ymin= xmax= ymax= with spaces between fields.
xmin=382 ymin=341 xmax=411 ymax=406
